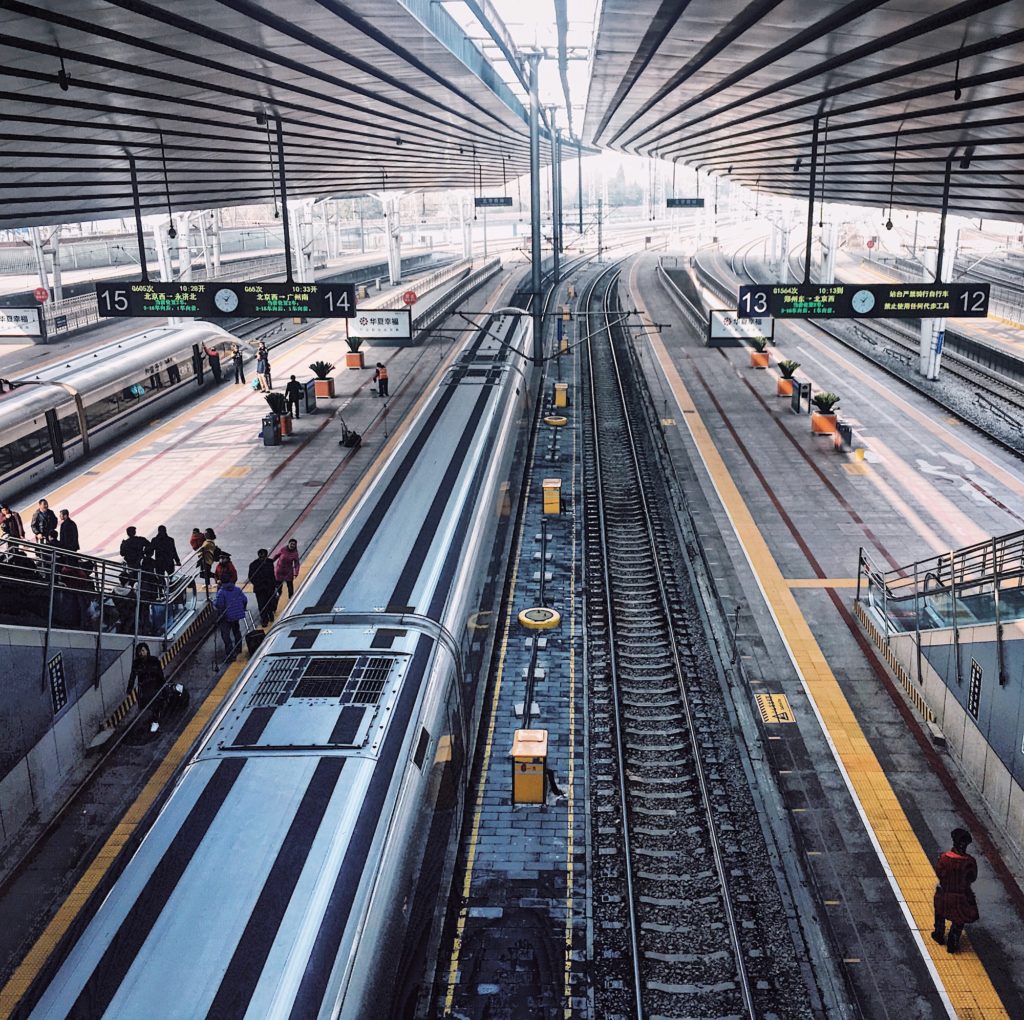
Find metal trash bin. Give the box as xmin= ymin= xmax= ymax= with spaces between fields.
xmin=262 ymin=414 xmax=281 ymax=447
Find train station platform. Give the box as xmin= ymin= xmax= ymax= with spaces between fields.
xmin=625 ymin=251 xmax=1024 ymax=1019
xmin=0 ymin=259 xmax=523 ymax=1012
xmin=432 ymin=275 xmax=586 ymax=1018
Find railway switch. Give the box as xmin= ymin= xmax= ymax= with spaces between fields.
xmin=511 ymin=728 xmax=548 ymax=804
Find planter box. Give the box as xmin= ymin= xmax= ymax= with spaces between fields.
xmin=313 ymin=378 xmax=336 ymax=398
xmin=279 ymin=414 xmax=293 ymax=437
xmin=345 ymin=351 xmax=364 ymax=370
xmin=777 ymin=378 xmax=794 ymax=397
xmin=811 ymin=412 xmax=838 ymax=436
xmin=750 ymin=351 xmax=770 ymax=369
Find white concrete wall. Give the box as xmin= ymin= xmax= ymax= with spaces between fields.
xmin=890 ymin=627 xmax=1024 ymax=854
xmin=0 ymin=628 xmax=134 ymax=851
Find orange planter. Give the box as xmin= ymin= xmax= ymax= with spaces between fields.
xmin=279 ymin=414 xmax=293 ymax=437
xmin=345 ymin=351 xmax=364 ymax=370
xmin=313 ymin=378 xmax=336 ymax=398
xmin=811 ymin=412 xmax=838 ymax=436
xmin=750 ymin=350 xmax=770 ymax=369
xmin=777 ymin=378 xmax=794 ymax=397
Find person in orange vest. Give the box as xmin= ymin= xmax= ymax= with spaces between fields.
xmin=373 ymin=362 xmax=389 ymax=397
xmin=932 ymin=827 xmax=980 ymax=953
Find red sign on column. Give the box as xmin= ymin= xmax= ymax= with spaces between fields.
xmin=402 ymin=290 xmax=418 ymax=306
xmin=34 ymin=287 xmax=50 ymax=303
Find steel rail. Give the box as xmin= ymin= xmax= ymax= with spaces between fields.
xmin=584 ymin=264 xmax=757 ymax=1019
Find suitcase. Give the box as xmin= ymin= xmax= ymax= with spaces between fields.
xmin=245 ymin=629 xmax=266 ymax=656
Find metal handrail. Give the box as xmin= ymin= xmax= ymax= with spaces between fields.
xmin=0 ymin=534 xmax=203 ymax=650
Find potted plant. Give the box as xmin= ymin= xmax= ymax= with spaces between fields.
xmin=749 ymin=336 xmax=770 ymax=369
xmin=264 ymin=391 xmax=291 ymax=435
xmin=777 ymin=359 xmax=800 ymax=397
xmin=810 ymin=391 xmax=840 ymax=435
xmin=344 ymin=335 xmax=365 ymax=370
xmin=310 ymin=360 xmax=336 ymax=398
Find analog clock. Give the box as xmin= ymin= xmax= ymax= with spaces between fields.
xmin=213 ymin=287 xmax=240 ymax=314
xmin=851 ymin=289 xmax=876 ymax=315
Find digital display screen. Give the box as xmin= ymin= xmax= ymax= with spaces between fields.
xmin=666 ymin=198 xmax=705 ymax=208
xmin=737 ymin=283 xmax=990 ymax=319
xmin=96 ymin=281 xmax=356 ymax=318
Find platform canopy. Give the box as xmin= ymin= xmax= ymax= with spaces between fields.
xmin=0 ymin=0 xmax=549 ymax=227
xmin=584 ymin=0 xmax=1024 ymax=220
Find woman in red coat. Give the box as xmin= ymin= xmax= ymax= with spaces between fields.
xmin=932 ymin=827 xmax=979 ymax=953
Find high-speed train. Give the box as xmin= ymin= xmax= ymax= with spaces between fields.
xmin=18 ymin=307 xmax=537 ymax=1019
xmin=0 ymin=323 xmax=240 ymax=498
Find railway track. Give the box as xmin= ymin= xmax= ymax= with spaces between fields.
xmin=581 ymin=263 xmax=813 ymax=1019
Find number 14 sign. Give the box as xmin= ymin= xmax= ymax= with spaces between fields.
xmin=737 ymin=283 xmax=990 ymax=320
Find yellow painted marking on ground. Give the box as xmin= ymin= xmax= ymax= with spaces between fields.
xmin=220 ymin=465 xmax=252 ymax=478
xmin=0 ymin=291 xmax=488 ymax=1020
xmin=755 ymin=693 xmax=796 ymax=724
xmin=844 ymin=958 xmax=863 ymax=964
xmin=824 ymin=900 xmax=842 ymax=905
xmin=630 ymin=256 xmax=1007 ymax=1020
xmin=786 ymin=578 xmax=859 ymax=588
xmin=661 ymin=417 xmax=676 ymax=426
xmin=842 ymin=462 xmax=871 ymax=476
xmin=0 ymin=656 xmax=244 ymax=1015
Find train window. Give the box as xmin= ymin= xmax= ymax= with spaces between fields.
xmin=58 ymin=412 xmax=81 ymax=441
xmin=413 ymin=727 xmax=430 ymax=769
xmin=0 ymin=423 xmax=53 ymax=474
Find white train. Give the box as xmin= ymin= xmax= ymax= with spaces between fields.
xmin=19 ymin=309 xmax=537 ymax=1019
xmin=0 ymin=323 xmax=238 ymax=499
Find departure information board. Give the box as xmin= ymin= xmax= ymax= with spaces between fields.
xmin=96 ymin=281 xmax=357 ymax=318
xmin=737 ymin=283 xmax=990 ymax=319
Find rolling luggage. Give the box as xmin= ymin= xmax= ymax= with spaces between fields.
xmin=245 ymin=628 xmax=266 ymax=656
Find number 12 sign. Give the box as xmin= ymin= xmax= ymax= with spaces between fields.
xmin=737 ymin=283 xmax=990 ymax=320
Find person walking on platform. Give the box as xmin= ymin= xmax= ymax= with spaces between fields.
xmin=373 ymin=362 xmax=389 ymax=398
xmin=285 ymin=375 xmax=303 ymax=419
xmin=1 ymin=503 xmax=26 ymax=541
xmin=127 ymin=642 xmax=164 ymax=703
xmin=120 ymin=526 xmax=150 ymax=570
xmin=932 ymin=827 xmax=980 ymax=953
xmin=30 ymin=498 xmax=57 ymax=542
xmin=248 ymin=548 xmax=279 ymax=626
xmin=213 ymin=579 xmax=248 ymax=661
xmin=203 ymin=344 xmax=223 ymax=384
xmin=231 ymin=344 xmax=246 ymax=385
xmin=58 ymin=509 xmax=79 ymax=552
xmin=272 ymin=538 xmax=301 ymax=599
xmin=150 ymin=525 xmax=181 ymax=578
xmin=197 ymin=528 xmax=218 ymax=593
xmin=255 ymin=348 xmax=270 ymax=392
xmin=189 ymin=527 xmax=204 ymax=553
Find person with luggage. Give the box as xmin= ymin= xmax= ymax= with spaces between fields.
xmin=213 ymin=579 xmax=248 ymax=661
xmin=373 ymin=362 xmax=389 ymax=397
xmin=247 ymin=548 xmax=279 ymax=626
xmin=285 ymin=375 xmax=303 ymax=419
xmin=272 ymin=538 xmax=301 ymax=599
xmin=127 ymin=642 xmax=164 ymax=703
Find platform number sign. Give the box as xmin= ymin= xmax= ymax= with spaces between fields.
xmin=48 ymin=652 xmax=68 ymax=715
xmin=968 ymin=658 xmax=982 ymax=720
